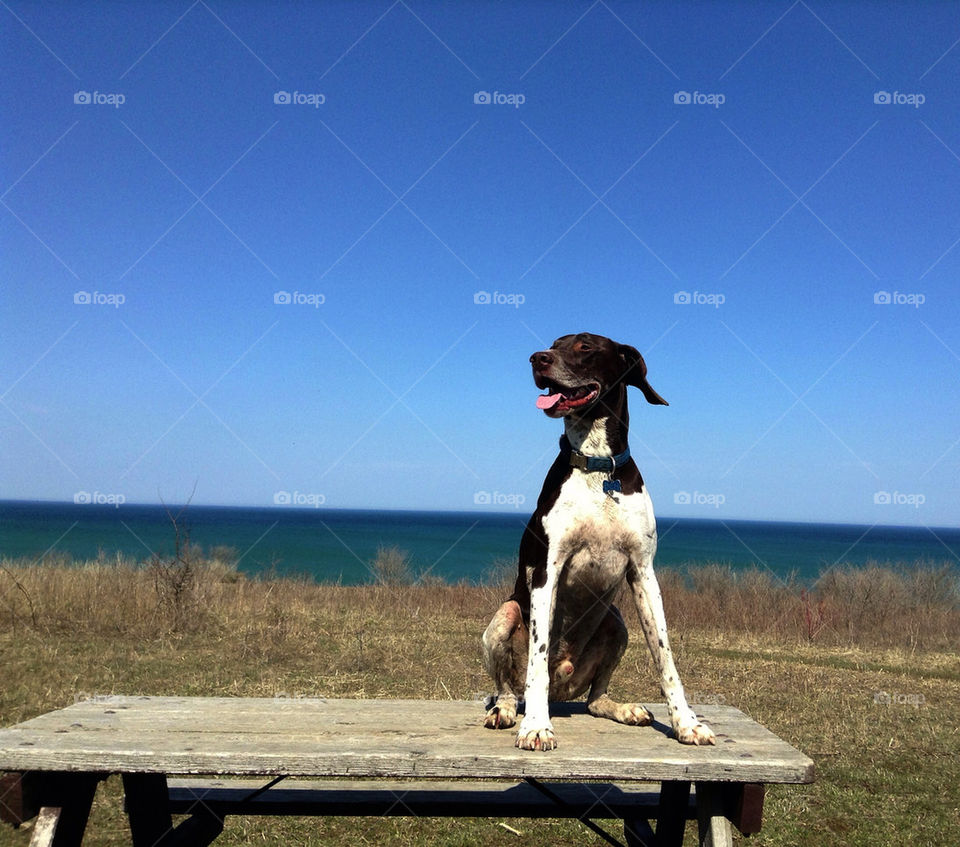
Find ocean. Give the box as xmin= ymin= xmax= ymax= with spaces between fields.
xmin=1 ymin=500 xmax=958 ymax=585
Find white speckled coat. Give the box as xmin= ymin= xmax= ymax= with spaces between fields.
xmin=482 ymin=333 xmax=715 ymax=750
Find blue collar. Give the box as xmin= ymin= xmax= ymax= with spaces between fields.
xmin=559 ymin=435 xmax=630 ymax=474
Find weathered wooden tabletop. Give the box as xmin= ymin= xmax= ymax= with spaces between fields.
xmin=0 ymin=697 xmax=814 ymax=784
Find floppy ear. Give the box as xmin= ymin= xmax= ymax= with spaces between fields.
xmin=618 ymin=344 xmax=669 ymax=406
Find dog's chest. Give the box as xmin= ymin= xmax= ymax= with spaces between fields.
xmin=541 ymin=471 xmax=656 ymax=570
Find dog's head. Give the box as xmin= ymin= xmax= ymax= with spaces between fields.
xmin=531 ymin=332 xmax=667 ymax=419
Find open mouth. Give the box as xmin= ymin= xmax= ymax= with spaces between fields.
xmin=535 ymin=381 xmax=600 ymax=414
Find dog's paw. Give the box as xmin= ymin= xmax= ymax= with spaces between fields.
xmin=587 ymin=695 xmax=654 ymax=726
xmin=515 ymin=717 xmax=557 ymax=751
xmin=616 ymin=703 xmax=654 ymax=726
xmin=674 ymin=717 xmax=716 ymax=746
xmin=483 ymin=702 xmax=517 ymax=730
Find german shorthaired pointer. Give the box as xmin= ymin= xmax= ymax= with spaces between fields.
xmin=482 ymin=333 xmax=715 ymax=750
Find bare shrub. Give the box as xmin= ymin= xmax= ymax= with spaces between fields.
xmin=814 ymin=562 xmax=960 ymax=648
xmin=368 ymin=546 xmax=414 ymax=586
xmin=146 ymin=507 xmax=201 ymax=633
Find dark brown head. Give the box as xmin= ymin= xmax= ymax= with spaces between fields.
xmin=530 ymin=332 xmax=667 ymax=420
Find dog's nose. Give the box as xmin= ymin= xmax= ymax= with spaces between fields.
xmin=530 ymin=351 xmax=553 ymax=368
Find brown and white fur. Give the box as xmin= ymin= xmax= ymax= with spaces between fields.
xmin=482 ymin=333 xmax=715 ymax=750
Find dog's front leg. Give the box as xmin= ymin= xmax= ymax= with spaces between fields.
xmin=628 ymin=556 xmax=715 ymax=746
xmin=515 ymin=560 xmax=560 ymax=751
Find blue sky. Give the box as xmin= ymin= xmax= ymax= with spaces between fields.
xmin=2 ymin=1 xmax=959 ymax=527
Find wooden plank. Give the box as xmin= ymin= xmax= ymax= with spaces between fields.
xmin=27 ymin=807 xmax=60 ymax=847
xmin=165 ymin=778 xmax=687 ymax=819
xmin=0 ymin=698 xmax=815 ymax=785
xmin=14 ymin=698 xmax=786 ymax=737
xmin=10 ymin=698 xmax=792 ymax=745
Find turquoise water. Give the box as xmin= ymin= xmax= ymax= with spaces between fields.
xmin=2 ymin=501 xmax=957 ymax=585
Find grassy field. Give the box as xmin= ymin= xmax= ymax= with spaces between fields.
xmin=1 ymin=552 xmax=959 ymax=845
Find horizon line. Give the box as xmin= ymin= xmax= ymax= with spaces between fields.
xmin=2 ymin=498 xmax=958 ymax=534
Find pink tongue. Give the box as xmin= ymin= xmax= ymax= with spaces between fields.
xmin=536 ymin=392 xmax=564 ymax=409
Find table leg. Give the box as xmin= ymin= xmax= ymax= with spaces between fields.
xmin=30 ymin=773 xmax=102 ymax=847
xmin=729 ymin=782 xmax=765 ymax=834
xmin=623 ymin=815 xmax=658 ymax=846
xmin=123 ymin=774 xmax=174 ymax=847
xmin=695 ymin=782 xmax=733 ymax=847
xmin=124 ymin=773 xmax=225 ymax=847
xmin=654 ymin=780 xmax=690 ymax=847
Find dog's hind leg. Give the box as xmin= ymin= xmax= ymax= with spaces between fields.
xmin=481 ymin=600 xmax=526 ymax=729
xmin=585 ymin=607 xmax=654 ymax=726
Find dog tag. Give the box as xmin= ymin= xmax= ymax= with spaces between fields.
xmin=603 ymin=479 xmax=621 ymax=494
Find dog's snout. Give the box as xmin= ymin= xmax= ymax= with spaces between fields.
xmin=530 ymin=351 xmax=553 ymax=368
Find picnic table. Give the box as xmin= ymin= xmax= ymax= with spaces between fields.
xmin=0 ymin=696 xmax=813 ymax=846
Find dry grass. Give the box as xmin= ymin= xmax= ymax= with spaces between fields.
xmin=656 ymin=562 xmax=960 ymax=651
xmin=1 ymin=556 xmax=959 ymax=845
xmin=3 ymin=555 xmax=956 ymax=649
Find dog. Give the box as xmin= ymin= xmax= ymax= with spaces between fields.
xmin=482 ymin=332 xmax=715 ymax=750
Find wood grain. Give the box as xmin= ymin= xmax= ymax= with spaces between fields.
xmin=0 ymin=698 xmax=814 ymax=784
